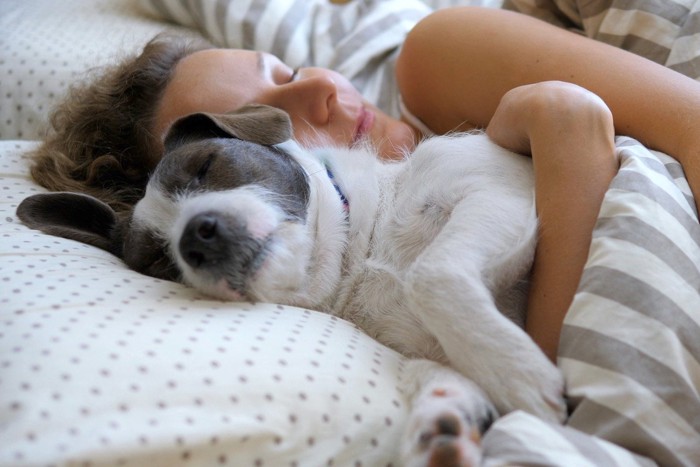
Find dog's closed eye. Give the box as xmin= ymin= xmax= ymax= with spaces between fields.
xmin=195 ymin=153 xmax=215 ymax=182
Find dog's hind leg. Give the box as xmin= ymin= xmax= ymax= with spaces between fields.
xmin=399 ymin=359 xmax=496 ymax=467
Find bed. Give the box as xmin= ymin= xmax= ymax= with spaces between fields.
xmin=1 ymin=0 xmax=699 ymax=465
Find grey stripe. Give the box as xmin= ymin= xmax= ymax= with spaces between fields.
xmin=187 ymin=0 xmax=206 ymax=32
xmin=590 ymin=0 xmax=689 ymax=23
xmin=622 ymin=152 xmax=695 ymax=216
xmin=565 ymin=397 xmax=681 ymax=467
xmin=593 ymin=215 xmax=700 ymax=282
xmin=577 ymin=265 xmax=700 ymax=363
xmin=334 ymin=10 xmax=425 ymax=69
xmin=327 ymin=5 xmax=346 ymax=47
xmin=501 ymin=0 xmax=577 ymax=28
xmin=147 ymin=0 xmax=174 ymax=21
xmin=214 ymin=0 xmax=229 ymax=45
xmin=560 ymin=326 xmax=700 ymax=434
xmin=578 ymin=0 xmax=614 ymax=20
xmin=669 ymin=53 xmax=700 ymax=80
xmin=372 ymin=60 xmax=398 ymax=117
xmin=270 ymin=0 xmax=313 ymax=66
xmin=556 ymin=423 xmax=622 ymax=466
xmin=482 ymin=424 xmax=561 ymax=465
xmin=611 ymin=168 xmax=700 ymax=230
xmin=618 ymin=148 xmax=668 ymax=176
xmin=242 ymin=0 xmax=264 ymax=51
xmin=596 ymin=32 xmax=671 ymax=64
xmin=664 ymin=161 xmax=686 ymax=180
xmin=676 ymin=9 xmax=700 ymax=38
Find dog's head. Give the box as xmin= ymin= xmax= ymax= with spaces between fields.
xmin=17 ymin=104 xmax=345 ymax=304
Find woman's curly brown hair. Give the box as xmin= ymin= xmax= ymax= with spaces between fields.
xmin=29 ymin=34 xmax=212 ymax=213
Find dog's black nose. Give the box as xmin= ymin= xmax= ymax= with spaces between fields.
xmin=180 ymin=212 xmax=228 ymax=269
xmin=179 ymin=211 xmax=267 ymax=286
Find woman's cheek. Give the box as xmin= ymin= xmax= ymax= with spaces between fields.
xmin=378 ymin=121 xmax=417 ymax=160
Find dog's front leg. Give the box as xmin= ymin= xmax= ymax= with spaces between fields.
xmin=404 ymin=202 xmax=566 ymax=423
xmin=399 ymin=359 xmax=497 ymax=467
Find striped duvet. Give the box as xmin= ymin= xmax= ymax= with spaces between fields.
xmin=142 ymin=0 xmax=700 ymax=464
xmin=505 ymin=0 xmax=700 ymax=79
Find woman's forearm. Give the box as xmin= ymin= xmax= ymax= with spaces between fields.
xmin=486 ymin=82 xmax=618 ymax=361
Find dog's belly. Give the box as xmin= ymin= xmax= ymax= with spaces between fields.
xmin=332 ymin=133 xmax=536 ymax=360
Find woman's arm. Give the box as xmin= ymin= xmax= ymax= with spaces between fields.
xmin=395 ymin=6 xmax=700 ymax=206
xmin=486 ymin=82 xmax=617 ymax=361
xmin=396 ymin=5 xmax=700 ymax=359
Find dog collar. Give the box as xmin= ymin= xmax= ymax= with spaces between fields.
xmin=325 ymin=165 xmax=349 ymax=212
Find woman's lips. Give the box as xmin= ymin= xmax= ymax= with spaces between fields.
xmin=353 ymin=107 xmax=375 ymax=144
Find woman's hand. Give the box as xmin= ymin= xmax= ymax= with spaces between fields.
xmin=487 ymin=82 xmax=619 ymax=361
xmin=486 ymin=81 xmax=614 ymax=157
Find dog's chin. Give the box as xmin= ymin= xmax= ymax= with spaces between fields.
xmin=180 ymin=222 xmax=315 ymax=304
xmin=200 ymin=278 xmax=247 ymax=302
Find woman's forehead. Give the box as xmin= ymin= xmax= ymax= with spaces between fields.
xmin=155 ymin=49 xmax=266 ymax=139
xmin=174 ymin=48 xmax=263 ymax=91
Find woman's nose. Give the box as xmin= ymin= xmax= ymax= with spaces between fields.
xmin=278 ymin=70 xmax=337 ymax=125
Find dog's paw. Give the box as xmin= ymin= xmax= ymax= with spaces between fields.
xmin=492 ymin=353 xmax=567 ymax=424
xmin=401 ymin=382 xmax=496 ymax=467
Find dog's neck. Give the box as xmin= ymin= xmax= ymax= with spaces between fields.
xmin=312 ymin=146 xmax=401 ymax=314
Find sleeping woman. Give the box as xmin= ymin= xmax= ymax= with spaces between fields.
xmin=27 ymin=5 xmax=700 ymax=364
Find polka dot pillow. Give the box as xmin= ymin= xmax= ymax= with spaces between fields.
xmin=0 ymin=141 xmax=658 ymax=467
xmin=0 ymin=141 xmax=410 ymax=466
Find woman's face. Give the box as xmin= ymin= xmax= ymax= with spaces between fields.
xmin=155 ymin=49 xmax=419 ymax=159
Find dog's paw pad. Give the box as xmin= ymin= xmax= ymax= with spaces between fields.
xmin=407 ymin=406 xmax=492 ymax=467
xmin=427 ymin=437 xmax=468 ymax=467
xmin=417 ymin=413 xmax=481 ymax=467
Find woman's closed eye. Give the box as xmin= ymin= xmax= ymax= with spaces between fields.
xmin=289 ymin=68 xmax=299 ymax=83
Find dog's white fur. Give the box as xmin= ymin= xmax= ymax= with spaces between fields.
xmin=132 ymin=131 xmax=566 ymax=465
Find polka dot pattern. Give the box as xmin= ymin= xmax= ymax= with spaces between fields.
xmin=0 ymin=0 xmax=200 ymax=140
xmin=0 ymin=140 xmax=409 ymax=465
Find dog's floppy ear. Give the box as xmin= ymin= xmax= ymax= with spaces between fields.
xmin=16 ymin=192 xmax=121 ymax=255
xmin=164 ymin=104 xmax=293 ymax=151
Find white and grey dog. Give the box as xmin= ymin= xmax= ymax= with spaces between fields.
xmin=18 ymin=104 xmax=566 ymax=466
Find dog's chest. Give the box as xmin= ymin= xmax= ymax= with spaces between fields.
xmin=329 ymin=134 xmax=536 ymax=356
xmin=331 ymin=154 xmax=477 ymax=350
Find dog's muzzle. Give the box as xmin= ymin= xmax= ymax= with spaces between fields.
xmin=179 ymin=210 xmax=268 ymax=288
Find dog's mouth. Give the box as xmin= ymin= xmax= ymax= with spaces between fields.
xmin=225 ymin=234 xmax=272 ymax=294
xmin=182 ymin=232 xmax=274 ymax=303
